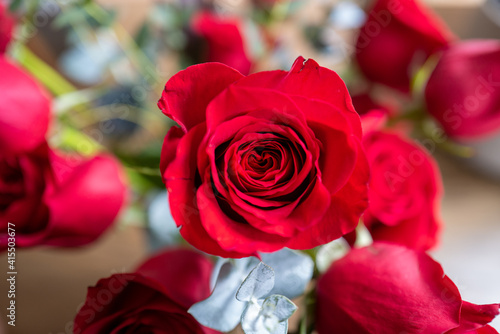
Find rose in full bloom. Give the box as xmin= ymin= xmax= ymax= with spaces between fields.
xmin=355 ymin=0 xmax=454 ymax=93
xmin=0 ymin=59 xmax=126 ymax=248
xmin=316 ymin=243 xmax=500 ymax=334
xmin=74 ymin=248 xmax=219 ymax=334
xmin=361 ymin=111 xmax=442 ymax=250
xmin=191 ymin=11 xmax=252 ymax=75
xmin=425 ymin=39 xmax=500 ymax=139
xmin=158 ymin=56 xmax=369 ymax=258
xmin=0 ymin=3 xmax=14 ymax=54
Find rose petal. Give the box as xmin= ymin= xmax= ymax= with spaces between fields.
xmin=158 ymin=62 xmax=243 ymax=132
xmin=0 ymin=4 xmax=14 ymax=53
xmin=197 ymin=182 xmax=289 ymax=254
xmin=355 ymin=0 xmax=454 ymax=92
xmin=192 ymin=11 xmax=252 ymax=75
xmin=291 ymin=95 xmax=359 ymax=194
xmin=362 ymin=130 xmax=443 ymax=251
xmin=163 ymin=124 xmax=247 ymax=258
xmin=424 ymin=40 xmax=500 ymax=139
xmin=160 ymin=126 xmax=185 ymax=182
xmin=286 ymin=139 xmax=369 ymax=249
xmin=0 ymin=58 xmax=51 ymax=155
xmin=446 ymin=302 xmax=500 ymax=333
xmin=40 ymin=152 xmax=126 ymax=247
xmin=205 ymin=85 xmax=309 ymax=137
xmin=135 ymin=248 xmax=213 ymax=309
xmin=232 ymin=56 xmax=362 ymax=138
xmin=316 ymin=243 xmax=462 ymax=334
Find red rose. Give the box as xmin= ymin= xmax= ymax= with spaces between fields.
xmin=425 ymin=40 xmax=500 ymax=139
xmin=158 ymin=56 xmax=369 ymax=258
xmin=192 ymin=11 xmax=252 ymax=75
xmin=361 ymin=112 xmax=442 ymax=250
xmin=0 ymin=59 xmax=126 ymax=248
xmin=316 ymin=243 xmax=500 ymax=334
xmin=0 ymin=145 xmax=127 ymax=248
xmin=355 ymin=0 xmax=454 ymax=93
xmin=0 ymin=58 xmax=50 ymax=156
xmin=0 ymin=3 xmax=14 ymax=54
xmin=74 ymin=248 xmax=218 ymax=334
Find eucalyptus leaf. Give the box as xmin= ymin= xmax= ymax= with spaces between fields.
xmin=241 ymin=295 xmax=295 ymax=334
xmin=188 ymin=258 xmax=258 ymax=332
xmin=263 ymin=295 xmax=297 ymax=322
xmin=147 ymin=191 xmax=181 ymax=250
xmin=262 ymin=249 xmax=314 ymax=299
xmin=236 ymin=262 xmax=275 ymax=302
xmin=190 ymin=252 xmax=306 ymax=333
xmin=241 ymin=300 xmax=264 ymax=334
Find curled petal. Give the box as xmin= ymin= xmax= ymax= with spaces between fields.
xmin=316 ymin=243 xmax=499 ymax=334
xmin=158 ymin=62 xmax=243 ymax=132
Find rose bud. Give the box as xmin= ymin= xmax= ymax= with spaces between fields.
xmin=355 ymin=0 xmax=454 ymax=93
xmin=316 ymin=243 xmax=500 ymax=334
xmin=0 ymin=3 xmax=14 ymax=54
xmin=74 ymin=248 xmax=219 ymax=334
xmin=0 ymin=59 xmax=126 ymax=248
xmin=192 ymin=11 xmax=252 ymax=75
xmin=361 ymin=111 xmax=443 ymax=250
xmin=158 ymin=56 xmax=369 ymax=258
xmin=425 ymin=39 xmax=500 ymax=139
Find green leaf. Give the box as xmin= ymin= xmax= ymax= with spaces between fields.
xmin=9 ymin=0 xmax=23 ymax=11
xmin=236 ymin=262 xmax=275 ymax=302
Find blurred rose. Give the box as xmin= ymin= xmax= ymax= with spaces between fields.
xmin=316 ymin=243 xmax=500 ymax=334
xmin=355 ymin=0 xmax=454 ymax=93
xmin=74 ymin=248 xmax=218 ymax=334
xmin=0 ymin=3 xmax=14 ymax=54
xmin=425 ymin=40 xmax=500 ymax=139
xmin=0 ymin=144 xmax=127 ymax=248
xmin=0 ymin=58 xmax=50 ymax=155
xmin=158 ymin=57 xmax=369 ymax=258
xmin=0 ymin=59 xmax=126 ymax=248
xmin=192 ymin=11 xmax=252 ymax=75
xmin=361 ymin=111 xmax=442 ymax=250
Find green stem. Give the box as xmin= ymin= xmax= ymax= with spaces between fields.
xmin=299 ymin=313 xmax=308 ymax=334
xmin=125 ymin=166 xmax=162 ymax=177
xmin=387 ymin=107 xmax=426 ymax=127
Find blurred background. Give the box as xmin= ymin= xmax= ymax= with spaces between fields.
xmin=0 ymin=0 xmax=500 ymax=332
